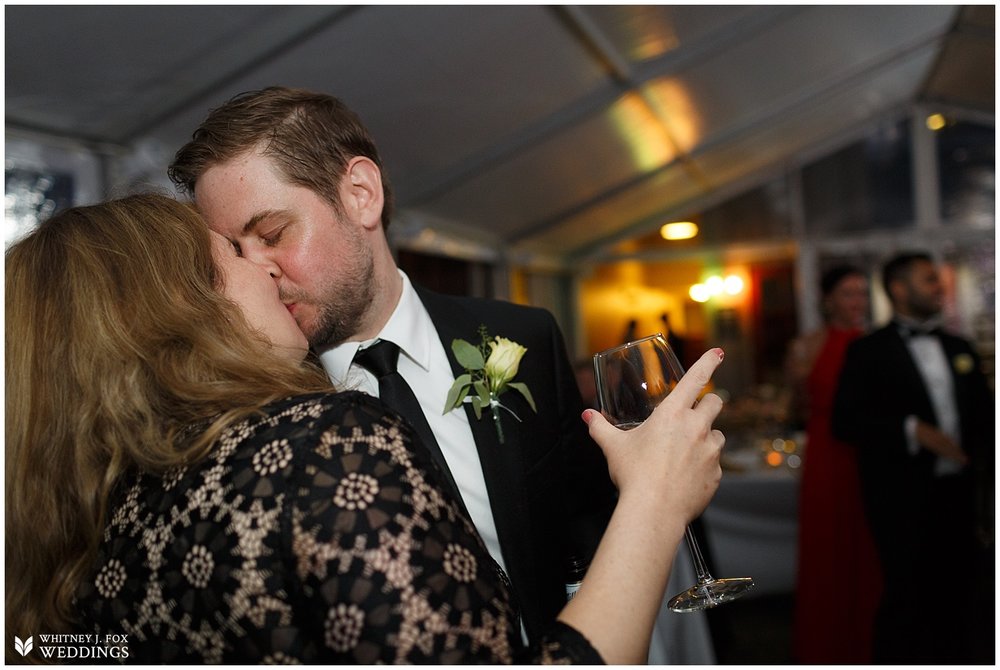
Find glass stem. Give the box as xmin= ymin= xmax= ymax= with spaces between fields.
xmin=684 ymin=524 xmax=715 ymax=585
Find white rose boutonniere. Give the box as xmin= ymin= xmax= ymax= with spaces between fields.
xmin=443 ymin=325 xmax=537 ymax=444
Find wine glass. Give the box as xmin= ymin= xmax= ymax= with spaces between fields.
xmin=593 ymin=333 xmax=755 ymax=612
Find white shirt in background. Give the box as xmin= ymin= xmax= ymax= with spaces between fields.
xmin=897 ymin=318 xmax=962 ymax=476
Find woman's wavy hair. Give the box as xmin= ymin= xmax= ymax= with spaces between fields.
xmin=5 ymin=193 xmax=331 ymax=649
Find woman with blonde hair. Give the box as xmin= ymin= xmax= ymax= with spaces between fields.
xmin=6 ymin=193 xmax=726 ymax=664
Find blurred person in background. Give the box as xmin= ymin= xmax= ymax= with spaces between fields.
xmin=573 ymin=358 xmax=599 ymax=410
xmin=660 ymin=312 xmax=686 ymax=368
xmin=832 ymin=252 xmax=994 ymax=664
xmin=785 ymin=264 xmax=882 ymax=663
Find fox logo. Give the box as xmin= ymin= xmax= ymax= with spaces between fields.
xmin=15 ymin=635 xmax=34 ymax=656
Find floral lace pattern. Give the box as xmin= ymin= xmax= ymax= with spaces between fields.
xmin=75 ymin=391 xmax=600 ymax=664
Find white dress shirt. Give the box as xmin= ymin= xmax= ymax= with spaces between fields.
xmin=897 ymin=318 xmax=962 ymax=476
xmin=318 ymin=270 xmax=511 ymax=583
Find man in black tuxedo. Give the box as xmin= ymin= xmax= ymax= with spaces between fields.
xmin=832 ymin=252 xmax=993 ymax=663
xmin=169 ymin=87 xmax=615 ymax=643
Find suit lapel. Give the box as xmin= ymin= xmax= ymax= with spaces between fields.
xmin=939 ymin=335 xmax=975 ymax=437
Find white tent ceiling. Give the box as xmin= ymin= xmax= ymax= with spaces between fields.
xmin=4 ymin=5 xmax=994 ymax=261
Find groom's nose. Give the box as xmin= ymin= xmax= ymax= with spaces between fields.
xmin=248 ymin=252 xmax=282 ymax=279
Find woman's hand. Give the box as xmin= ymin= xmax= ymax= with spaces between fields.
xmin=583 ymin=348 xmax=726 ymax=524
xmin=559 ymin=349 xmax=726 ymax=663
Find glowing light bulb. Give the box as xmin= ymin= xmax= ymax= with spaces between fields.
xmin=660 ymin=221 xmax=698 ymax=240
xmin=689 ymin=284 xmax=710 ymax=303
xmin=926 ymin=113 xmax=946 ymax=131
xmin=724 ymin=275 xmax=744 ymax=295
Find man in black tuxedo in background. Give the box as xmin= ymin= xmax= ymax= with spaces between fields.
xmin=832 ymin=251 xmax=994 ymax=663
xmin=168 ymin=87 xmax=616 ymax=644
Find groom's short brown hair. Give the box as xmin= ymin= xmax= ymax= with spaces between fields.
xmin=168 ymin=86 xmax=394 ymax=230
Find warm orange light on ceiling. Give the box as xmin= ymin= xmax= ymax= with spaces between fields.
xmin=645 ymin=78 xmax=702 ymax=153
xmin=609 ymin=92 xmax=676 ymax=170
xmin=660 ymin=221 xmax=698 ymax=240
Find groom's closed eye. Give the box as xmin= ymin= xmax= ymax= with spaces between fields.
xmin=260 ymin=225 xmax=286 ymax=247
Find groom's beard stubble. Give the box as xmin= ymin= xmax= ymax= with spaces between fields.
xmin=295 ymin=245 xmax=377 ymax=351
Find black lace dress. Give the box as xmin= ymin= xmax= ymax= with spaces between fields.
xmin=75 ymin=391 xmax=601 ymax=663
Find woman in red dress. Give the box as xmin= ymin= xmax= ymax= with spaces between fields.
xmin=787 ymin=265 xmax=883 ymax=664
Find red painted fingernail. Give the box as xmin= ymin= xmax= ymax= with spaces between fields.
xmin=581 ymin=409 xmax=595 ymax=424
xmin=715 ymin=348 xmax=725 ymax=361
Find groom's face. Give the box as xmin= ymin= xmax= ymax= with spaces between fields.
xmin=900 ymin=259 xmax=944 ymax=320
xmin=194 ymin=150 xmax=375 ymax=349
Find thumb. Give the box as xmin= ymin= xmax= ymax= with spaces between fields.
xmin=582 ymin=409 xmax=628 ymax=490
xmin=582 ymin=408 xmax=620 ymax=454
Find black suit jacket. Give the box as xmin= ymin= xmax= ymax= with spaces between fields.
xmin=415 ymin=286 xmax=616 ymax=642
xmin=831 ymin=322 xmax=993 ymax=567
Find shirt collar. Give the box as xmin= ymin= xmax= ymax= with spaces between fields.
xmin=317 ymin=270 xmax=432 ymax=385
xmin=378 ymin=270 xmax=433 ymax=372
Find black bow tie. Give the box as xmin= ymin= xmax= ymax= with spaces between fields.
xmin=895 ymin=321 xmax=942 ymax=339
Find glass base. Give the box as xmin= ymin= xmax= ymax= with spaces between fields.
xmin=668 ymin=576 xmax=755 ymax=612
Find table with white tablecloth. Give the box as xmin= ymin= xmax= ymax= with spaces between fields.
xmin=647 ymin=540 xmax=716 ymax=664
xmin=641 ymin=450 xmax=800 ymax=663
xmin=702 ymin=464 xmax=800 ymax=597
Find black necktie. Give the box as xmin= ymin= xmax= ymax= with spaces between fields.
xmin=356 ymin=340 xmax=522 ymax=637
xmin=354 ymin=340 xmax=466 ymax=511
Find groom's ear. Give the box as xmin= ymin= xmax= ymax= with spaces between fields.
xmin=341 ymin=156 xmax=385 ymax=232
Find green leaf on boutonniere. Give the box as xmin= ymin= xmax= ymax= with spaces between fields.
xmin=473 ymin=380 xmax=490 ymax=407
xmin=451 ymin=339 xmax=485 ymax=371
xmin=470 ymin=394 xmax=485 ymax=420
xmin=507 ymin=382 xmax=537 ymax=412
xmin=443 ymin=373 xmax=473 ymax=414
